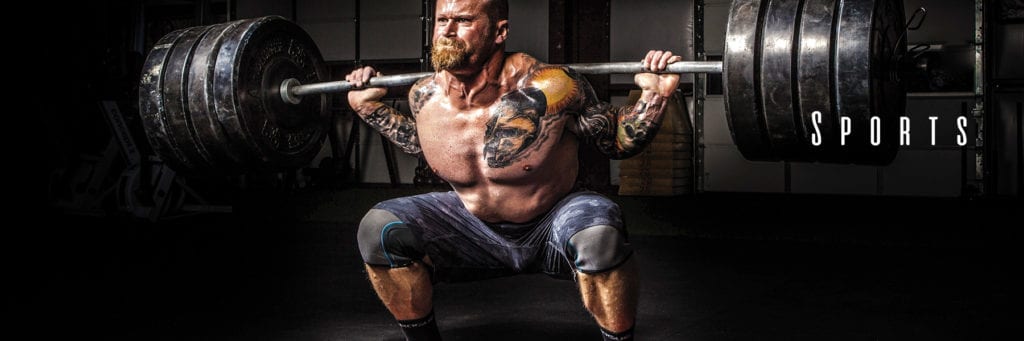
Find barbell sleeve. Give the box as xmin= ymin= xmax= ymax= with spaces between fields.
xmin=283 ymin=61 xmax=725 ymax=103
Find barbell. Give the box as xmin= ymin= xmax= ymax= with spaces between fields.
xmin=139 ymin=0 xmax=910 ymax=174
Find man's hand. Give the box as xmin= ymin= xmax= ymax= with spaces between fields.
xmin=345 ymin=66 xmax=388 ymax=113
xmin=636 ymin=50 xmax=684 ymax=97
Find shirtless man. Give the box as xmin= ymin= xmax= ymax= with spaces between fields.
xmin=346 ymin=0 xmax=681 ymax=339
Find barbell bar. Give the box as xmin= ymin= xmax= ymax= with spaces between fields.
xmin=139 ymin=0 xmax=910 ymax=174
xmin=283 ymin=61 xmax=726 ymax=103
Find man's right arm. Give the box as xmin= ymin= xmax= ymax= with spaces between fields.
xmin=346 ymin=66 xmax=421 ymax=155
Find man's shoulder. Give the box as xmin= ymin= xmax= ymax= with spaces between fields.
xmin=504 ymin=52 xmax=541 ymax=67
xmin=501 ymin=52 xmax=543 ymax=83
xmin=411 ymin=74 xmax=435 ymax=89
xmin=409 ymin=75 xmax=437 ymax=114
xmin=504 ymin=54 xmax=582 ymax=114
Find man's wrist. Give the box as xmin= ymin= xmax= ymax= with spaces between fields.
xmin=354 ymin=101 xmax=385 ymax=116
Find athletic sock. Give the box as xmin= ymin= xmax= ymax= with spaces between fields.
xmin=396 ymin=310 xmax=442 ymax=341
xmin=600 ymin=325 xmax=634 ymax=341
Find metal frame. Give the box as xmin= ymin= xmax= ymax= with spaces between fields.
xmin=422 ymin=0 xmax=433 ymax=72
xmin=693 ymin=0 xmax=706 ymax=193
xmin=972 ymin=0 xmax=987 ymax=196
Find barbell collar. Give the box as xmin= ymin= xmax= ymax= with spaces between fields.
xmin=285 ymin=61 xmax=724 ymax=102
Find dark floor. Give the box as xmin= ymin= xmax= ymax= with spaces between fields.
xmin=14 ymin=186 xmax=1021 ymax=340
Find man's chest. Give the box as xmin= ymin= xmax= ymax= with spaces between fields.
xmin=416 ymin=86 xmax=572 ymax=169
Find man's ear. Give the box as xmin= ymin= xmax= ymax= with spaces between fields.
xmin=494 ymin=19 xmax=509 ymax=44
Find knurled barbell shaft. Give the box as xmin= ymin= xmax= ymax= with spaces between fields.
xmin=282 ymin=61 xmax=724 ymax=104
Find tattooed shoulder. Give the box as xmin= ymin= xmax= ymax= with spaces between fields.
xmin=523 ymin=65 xmax=582 ymax=115
xmin=409 ymin=76 xmax=437 ymax=115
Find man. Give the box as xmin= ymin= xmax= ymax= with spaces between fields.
xmin=346 ymin=0 xmax=682 ymax=339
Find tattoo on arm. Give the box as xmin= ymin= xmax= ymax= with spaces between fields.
xmin=358 ymin=103 xmax=421 ymax=155
xmin=353 ymin=77 xmax=435 ymax=155
xmin=409 ymin=77 xmax=435 ymax=115
xmin=571 ymin=73 xmax=668 ymax=159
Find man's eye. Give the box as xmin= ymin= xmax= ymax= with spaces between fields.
xmin=456 ymin=18 xmax=471 ymax=23
xmin=437 ymin=18 xmax=448 ymax=24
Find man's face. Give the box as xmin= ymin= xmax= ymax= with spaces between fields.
xmin=432 ymin=0 xmax=499 ymax=72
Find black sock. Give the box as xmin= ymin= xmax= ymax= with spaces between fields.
xmin=600 ymin=325 xmax=634 ymax=341
xmin=396 ymin=310 xmax=442 ymax=341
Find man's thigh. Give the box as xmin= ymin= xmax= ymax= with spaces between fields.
xmin=372 ymin=191 xmax=536 ymax=282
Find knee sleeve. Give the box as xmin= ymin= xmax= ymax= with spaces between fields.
xmin=566 ymin=225 xmax=632 ymax=274
xmin=357 ymin=209 xmax=425 ymax=267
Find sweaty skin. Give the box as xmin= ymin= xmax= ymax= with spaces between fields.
xmin=347 ymin=1 xmax=681 ymax=224
xmin=347 ymin=0 xmax=682 ymax=334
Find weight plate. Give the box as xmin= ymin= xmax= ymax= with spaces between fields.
xmin=188 ymin=20 xmax=248 ymax=172
xmin=161 ymin=25 xmax=220 ymax=170
xmin=213 ymin=16 xmax=329 ymax=170
xmin=139 ymin=29 xmax=193 ymax=170
xmin=797 ymin=0 xmax=842 ymax=162
xmin=834 ymin=0 xmax=905 ymax=165
xmin=759 ymin=0 xmax=808 ymax=160
xmin=724 ymin=0 xmax=775 ymax=161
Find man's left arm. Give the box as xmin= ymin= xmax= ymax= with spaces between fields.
xmin=570 ymin=51 xmax=683 ymax=159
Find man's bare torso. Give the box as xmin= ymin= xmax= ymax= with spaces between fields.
xmin=411 ymin=53 xmax=581 ymax=223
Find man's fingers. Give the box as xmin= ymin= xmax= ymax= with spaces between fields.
xmin=353 ymin=69 xmax=361 ymax=86
xmin=361 ymin=67 xmax=374 ymax=84
xmin=640 ymin=50 xmax=685 ymax=73
xmin=347 ymin=66 xmax=379 ymax=88
xmin=658 ymin=51 xmax=673 ymax=70
xmin=649 ymin=50 xmax=665 ymax=71
xmin=345 ymin=69 xmax=356 ymax=85
xmin=642 ymin=50 xmax=660 ymax=70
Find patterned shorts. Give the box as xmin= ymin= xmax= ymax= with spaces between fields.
xmin=373 ymin=190 xmax=625 ymax=282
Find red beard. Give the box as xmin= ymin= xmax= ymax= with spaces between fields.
xmin=431 ymin=37 xmax=472 ymax=71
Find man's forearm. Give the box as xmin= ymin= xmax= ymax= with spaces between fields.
xmin=357 ymin=101 xmax=422 ymax=155
xmin=614 ymin=89 xmax=667 ymax=154
xmin=578 ymin=89 xmax=667 ymax=159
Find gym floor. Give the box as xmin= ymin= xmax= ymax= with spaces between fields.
xmin=17 ymin=186 xmax=1018 ymax=340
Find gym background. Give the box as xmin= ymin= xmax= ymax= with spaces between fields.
xmin=15 ymin=0 xmax=1022 ymax=339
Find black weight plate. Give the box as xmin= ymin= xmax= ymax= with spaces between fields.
xmin=834 ymin=0 xmax=905 ymax=165
xmin=868 ymin=0 xmax=906 ymax=165
xmin=759 ymin=0 xmax=808 ymax=160
xmin=213 ymin=16 xmax=329 ymax=170
xmin=139 ymin=29 xmax=192 ymax=170
xmin=797 ymin=0 xmax=842 ymax=162
xmin=188 ymin=20 xmax=248 ymax=172
xmin=724 ymin=0 xmax=775 ymax=161
xmin=161 ymin=25 xmax=220 ymax=170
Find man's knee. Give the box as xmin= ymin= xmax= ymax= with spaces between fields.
xmin=358 ymin=209 xmax=425 ymax=267
xmin=567 ymin=225 xmax=632 ymax=274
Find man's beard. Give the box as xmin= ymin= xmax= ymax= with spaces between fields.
xmin=431 ymin=37 xmax=473 ymax=71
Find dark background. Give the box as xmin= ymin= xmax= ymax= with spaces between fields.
xmin=12 ymin=0 xmax=1023 ymax=339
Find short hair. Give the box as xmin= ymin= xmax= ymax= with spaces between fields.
xmin=484 ymin=0 xmax=508 ymax=22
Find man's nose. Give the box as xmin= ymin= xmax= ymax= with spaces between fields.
xmin=440 ymin=22 xmax=456 ymax=37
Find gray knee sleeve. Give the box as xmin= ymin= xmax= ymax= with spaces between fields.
xmin=566 ymin=225 xmax=632 ymax=273
xmin=357 ymin=209 xmax=424 ymax=267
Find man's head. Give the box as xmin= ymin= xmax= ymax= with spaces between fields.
xmin=431 ymin=0 xmax=509 ymax=73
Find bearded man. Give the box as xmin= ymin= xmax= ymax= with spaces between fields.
xmin=345 ymin=0 xmax=682 ymax=339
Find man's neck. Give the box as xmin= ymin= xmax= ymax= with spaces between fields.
xmin=438 ymin=48 xmax=505 ymax=109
